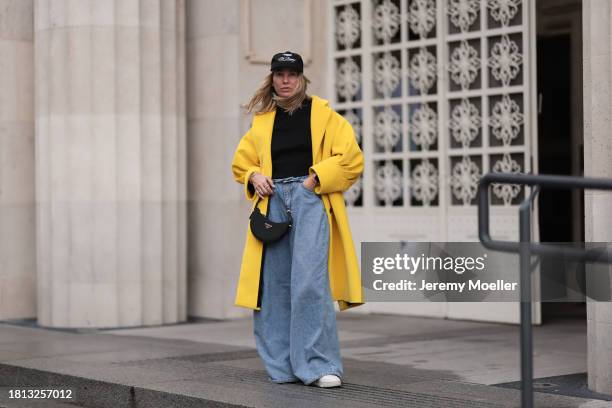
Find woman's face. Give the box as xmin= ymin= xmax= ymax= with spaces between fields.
xmin=272 ymin=69 xmax=299 ymax=98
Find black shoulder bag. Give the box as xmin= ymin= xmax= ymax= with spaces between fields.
xmin=249 ymin=195 xmax=292 ymax=243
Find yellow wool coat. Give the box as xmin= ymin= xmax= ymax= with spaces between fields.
xmin=231 ymin=95 xmax=365 ymax=312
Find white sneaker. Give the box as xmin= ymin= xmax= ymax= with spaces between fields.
xmin=313 ymin=374 xmax=341 ymax=388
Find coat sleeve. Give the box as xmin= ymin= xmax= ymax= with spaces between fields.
xmin=231 ymin=127 xmax=261 ymax=201
xmin=308 ymin=113 xmax=364 ymax=195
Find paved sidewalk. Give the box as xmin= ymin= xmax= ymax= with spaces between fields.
xmin=0 ymin=313 xmax=610 ymax=407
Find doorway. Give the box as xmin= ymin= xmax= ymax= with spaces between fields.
xmin=536 ymin=18 xmax=584 ymax=320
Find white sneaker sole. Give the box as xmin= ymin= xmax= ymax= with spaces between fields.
xmin=313 ymin=380 xmax=341 ymax=388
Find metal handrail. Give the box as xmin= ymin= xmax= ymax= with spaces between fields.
xmin=477 ymin=172 xmax=612 ymax=408
xmin=479 ymin=173 xmax=612 ymax=262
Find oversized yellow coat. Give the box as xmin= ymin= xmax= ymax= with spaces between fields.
xmin=231 ymin=95 xmax=365 ymax=312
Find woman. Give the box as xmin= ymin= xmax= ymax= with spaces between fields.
xmin=231 ymin=51 xmax=364 ymax=388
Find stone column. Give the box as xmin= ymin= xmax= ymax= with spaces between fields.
xmin=35 ymin=0 xmax=187 ymax=328
xmin=583 ymin=0 xmax=612 ymax=394
xmin=186 ymin=0 xmax=245 ymax=318
xmin=0 ymin=0 xmax=35 ymax=320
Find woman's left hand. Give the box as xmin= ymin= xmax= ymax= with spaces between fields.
xmin=302 ymin=175 xmax=317 ymax=191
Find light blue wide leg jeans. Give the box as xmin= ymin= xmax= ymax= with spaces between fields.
xmin=253 ymin=175 xmax=344 ymax=385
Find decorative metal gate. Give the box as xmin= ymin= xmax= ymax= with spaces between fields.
xmin=329 ymin=0 xmax=538 ymax=322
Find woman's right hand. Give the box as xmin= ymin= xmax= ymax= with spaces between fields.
xmin=249 ymin=172 xmax=275 ymax=199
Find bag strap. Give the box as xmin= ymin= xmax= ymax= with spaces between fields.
xmin=253 ymin=194 xmax=292 ymax=221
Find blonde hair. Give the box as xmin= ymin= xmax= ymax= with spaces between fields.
xmin=242 ymin=71 xmax=311 ymax=116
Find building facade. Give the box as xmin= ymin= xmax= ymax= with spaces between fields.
xmin=0 ymin=0 xmax=610 ymax=394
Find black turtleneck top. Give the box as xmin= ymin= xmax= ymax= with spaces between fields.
xmin=271 ymin=97 xmax=313 ymax=179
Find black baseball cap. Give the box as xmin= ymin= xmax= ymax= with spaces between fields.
xmin=270 ymin=51 xmax=303 ymax=73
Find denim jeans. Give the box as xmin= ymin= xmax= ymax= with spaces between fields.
xmin=253 ymin=175 xmax=343 ymax=385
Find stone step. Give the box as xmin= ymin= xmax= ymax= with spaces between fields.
xmin=3 ymin=360 xmax=608 ymax=408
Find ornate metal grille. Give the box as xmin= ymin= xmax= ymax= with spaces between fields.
xmin=331 ymin=0 xmax=534 ymax=219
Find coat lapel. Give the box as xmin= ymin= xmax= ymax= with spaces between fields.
xmin=253 ymin=109 xmax=276 ymax=176
xmin=310 ymin=95 xmax=331 ymax=164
